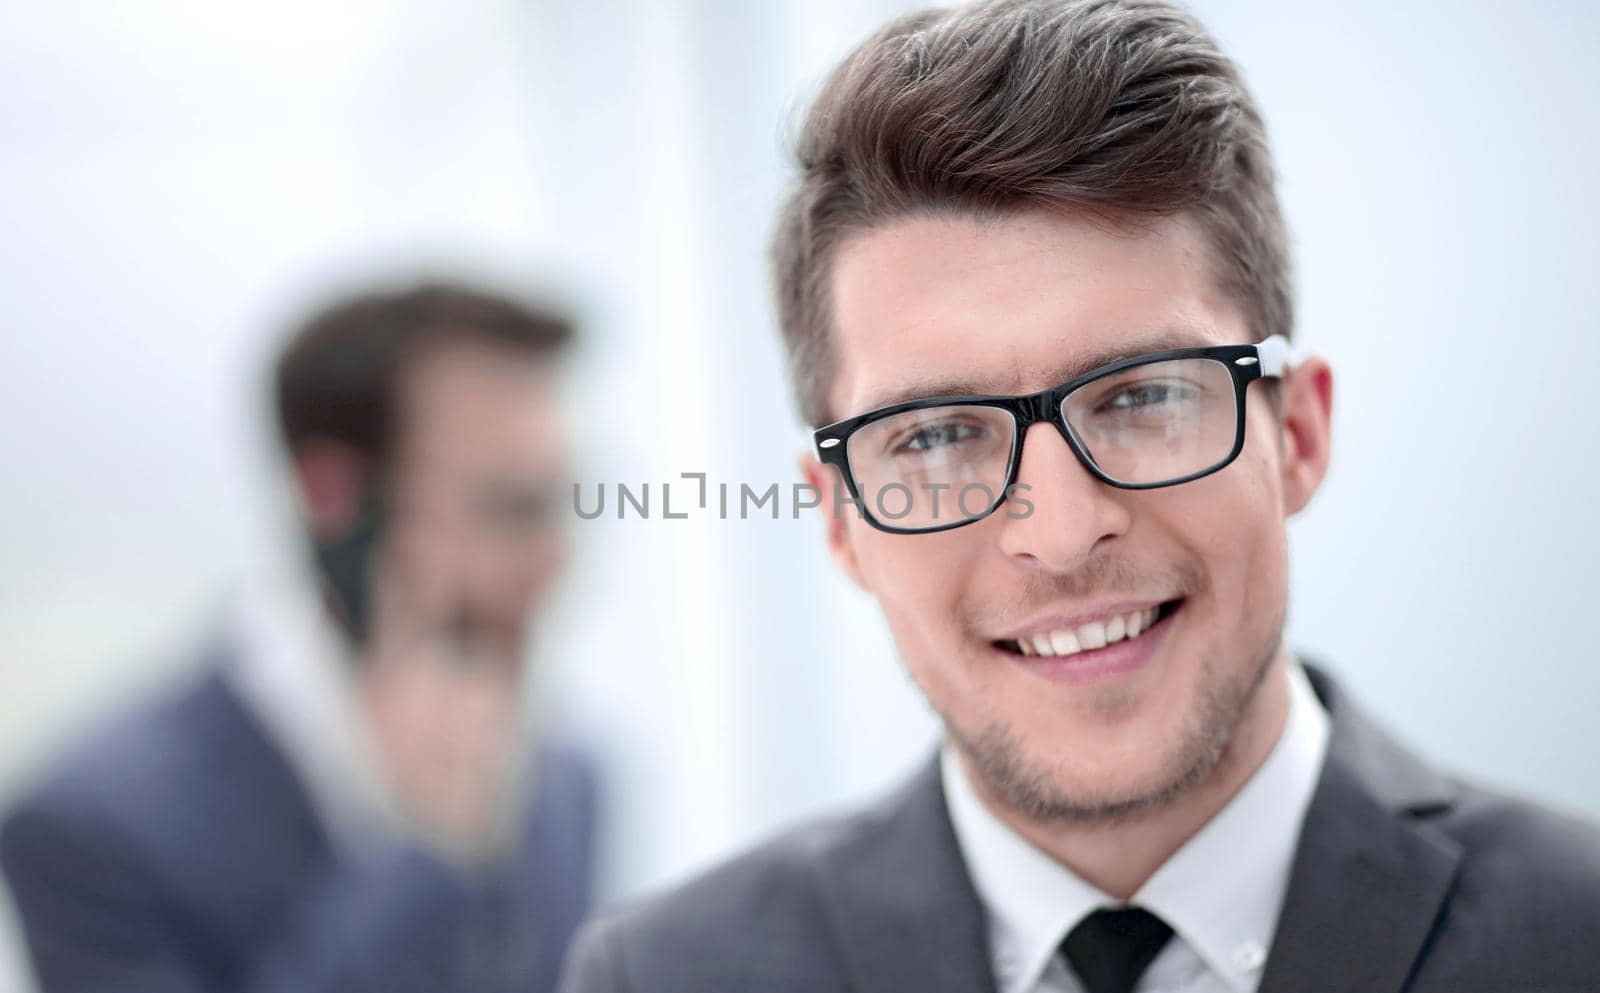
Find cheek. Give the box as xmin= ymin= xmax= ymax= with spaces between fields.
xmin=1129 ymin=420 xmax=1287 ymax=608
xmin=1234 ymin=414 xmax=1292 ymax=604
xmin=482 ymin=532 xmax=565 ymax=602
xmin=1177 ymin=433 xmax=1289 ymax=624
xmin=851 ymin=523 xmax=987 ymax=666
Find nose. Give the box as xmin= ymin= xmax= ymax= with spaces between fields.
xmin=996 ymin=421 xmax=1132 ymax=572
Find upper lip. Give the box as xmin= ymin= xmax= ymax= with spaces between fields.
xmin=992 ymin=598 xmax=1176 ymax=642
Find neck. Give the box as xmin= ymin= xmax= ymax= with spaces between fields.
xmin=965 ymin=650 xmax=1292 ymax=900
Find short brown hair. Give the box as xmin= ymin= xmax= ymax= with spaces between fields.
xmin=274 ymin=280 xmax=574 ymax=462
xmin=772 ymin=0 xmax=1292 ymax=426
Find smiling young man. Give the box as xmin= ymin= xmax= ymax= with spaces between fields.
xmin=559 ymin=3 xmax=1600 ymax=992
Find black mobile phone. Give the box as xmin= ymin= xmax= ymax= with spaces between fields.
xmin=312 ymin=501 xmax=384 ymax=646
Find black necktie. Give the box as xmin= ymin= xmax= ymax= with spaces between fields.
xmin=1060 ymin=907 xmax=1174 ymax=993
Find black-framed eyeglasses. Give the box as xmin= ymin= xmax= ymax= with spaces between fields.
xmin=813 ymin=336 xmax=1292 ymax=534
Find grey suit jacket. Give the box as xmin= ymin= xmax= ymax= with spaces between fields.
xmin=559 ymin=665 xmax=1600 ymax=993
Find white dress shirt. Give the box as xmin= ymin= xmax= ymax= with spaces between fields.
xmin=942 ymin=660 xmax=1330 ymax=993
xmin=221 ymin=553 xmax=541 ymax=864
xmin=222 ymin=559 xmax=414 ymax=854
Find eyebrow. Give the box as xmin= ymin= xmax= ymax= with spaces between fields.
xmin=856 ymin=328 xmax=1218 ymax=412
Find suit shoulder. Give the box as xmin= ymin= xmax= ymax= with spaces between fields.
xmin=0 ymin=675 xmax=212 ymax=902
xmin=569 ymin=803 xmax=886 ymax=993
xmin=1310 ymin=664 xmax=1600 ymax=927
xmin=1377 ymin=781 xmax=1600 ymax=989
xmin=1 ymin=667 xmax=288 ymax=860
xmin=1443 ymin=780 xmax=1600 ymax=880
xmin=1430 ymin=778 xmax=1600 ymax=931
xmin=7 ymin=674 xmax=209 ymax=823
xmin=608 ymin=805 xmax=871 ymax=940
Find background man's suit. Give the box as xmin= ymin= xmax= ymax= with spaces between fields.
xmin=559 ymin=665 xmax=1600 ymax=993
xmin=0 ymin=643 xmax=598 ymax=993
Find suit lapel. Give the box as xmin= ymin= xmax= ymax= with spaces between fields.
xmin=814 ymin=760 xmax=999 ymax=993
xmin=809 ymin=667 xmax=1464 ymax=993
xmin=1258 ymin=666 xmax=1464 ymax=993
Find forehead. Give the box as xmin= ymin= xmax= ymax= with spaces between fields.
xmin=826 ymin=209 xmax=1249 ymax=419
xmin=395 ymin=337 xmax=564 ymax=465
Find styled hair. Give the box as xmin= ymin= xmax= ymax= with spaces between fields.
xmin=771 ymin=0 xmax=1292 ymax=426
xmin=274 ymin=280 xmax=573 ymax=462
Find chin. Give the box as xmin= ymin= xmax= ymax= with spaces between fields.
xmin=957 ymin=715 xmax=1221 ymax=825
xmin=951 ymin=655 xmax=1255 ymax=823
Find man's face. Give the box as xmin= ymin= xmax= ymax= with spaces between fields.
xmin=814 ymin=208 xmax=1331 ymax=821
xmin=380 ymin=338 xmax=570 ymax=668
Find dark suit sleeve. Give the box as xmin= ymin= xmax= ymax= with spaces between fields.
xmin=557 ymin=919 xmax=630 ymax=993
xmin=1 ymin=802 xmax=207 ymax=993
xmin=1 ymin=800 xmax=484 ymax=993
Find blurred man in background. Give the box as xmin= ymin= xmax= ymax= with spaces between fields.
xmin=1 ymin=281 xmax=597 ymax=992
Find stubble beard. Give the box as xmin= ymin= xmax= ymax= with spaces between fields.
xmin=943 ymin=614 xmax=1283 ymax=828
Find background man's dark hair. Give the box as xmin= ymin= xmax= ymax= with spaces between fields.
xmin=772 ymin=0 xmax=1292 ymax=426
xmin=274 ymin=279 xmax=574 ymax=464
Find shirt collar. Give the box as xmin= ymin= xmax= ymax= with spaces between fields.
xmin=942 ymin=744 xmax=1106 ymax=993
xmin=221 ymin=546 xmax=547 ymax=864
xmin=1135 ymin=660 xmax=1329 ymax=990
xmin=222 ymin=553 xmax=404 ymax=853
xmin=942 ymin=659 xmax=1330 ymax=993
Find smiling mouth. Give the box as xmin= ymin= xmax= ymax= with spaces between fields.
xmin=993 ymin=599 xmax=1184 ymax=658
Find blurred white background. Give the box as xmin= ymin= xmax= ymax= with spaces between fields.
xmin=2 ymin=1 xmax=1598 ymax=988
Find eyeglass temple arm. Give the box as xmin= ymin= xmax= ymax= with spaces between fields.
xmin=1254 ymin=334 xmax=1299 ymax=378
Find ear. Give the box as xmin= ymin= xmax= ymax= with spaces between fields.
xmin=291 ymin=438 xmax=373 ymax=539
xmin=1277 ymin=356 xmax=1334 ymax=517
xmin=800 ymin=452 xmax=871 ymax=592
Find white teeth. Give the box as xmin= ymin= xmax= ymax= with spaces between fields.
xmin=1105 ymin=615 xmax=1126 ymax=643
xmin=1012 ymin=604 xmax=1169 ymax=659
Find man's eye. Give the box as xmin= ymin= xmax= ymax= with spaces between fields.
xmin=1103 ymin=381 xmax=1188 ymax=411
xmin=477 ymin=488 xmax=555 ymax=532
xmin=899 ymin=421 xmax=984 ymax=452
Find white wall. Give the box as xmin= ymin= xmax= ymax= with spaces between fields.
xmin=1200 ymin=0 xmax=1600 ymax=818
xmin=1 ymin=9 xmax=1596 ymax=983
